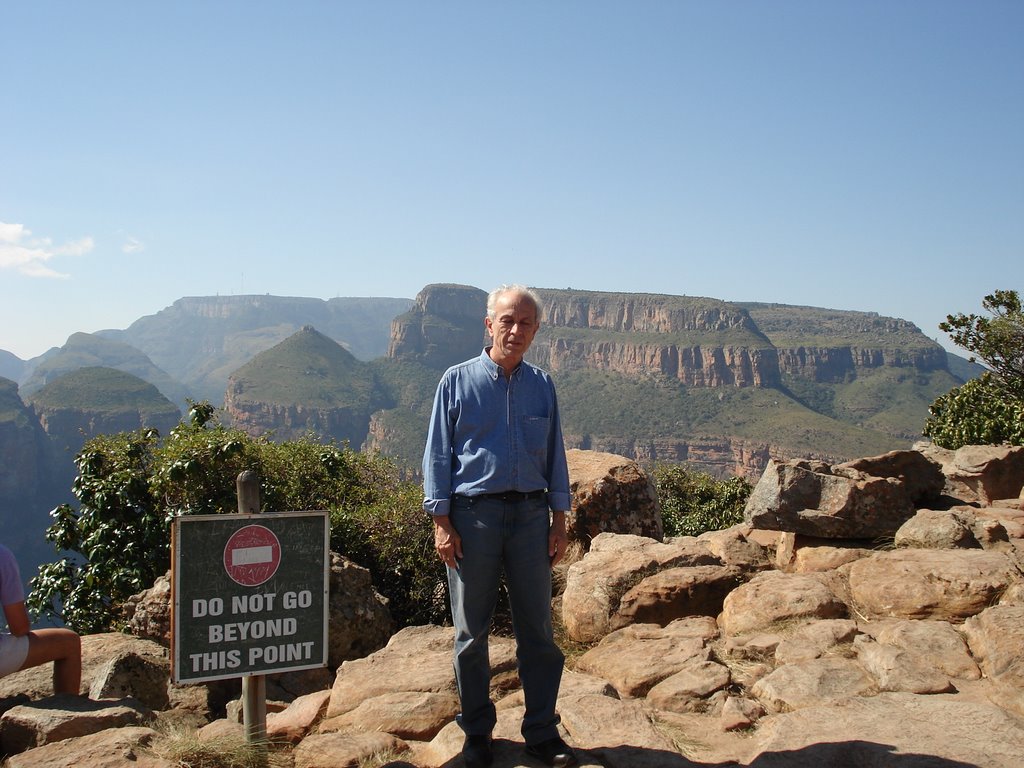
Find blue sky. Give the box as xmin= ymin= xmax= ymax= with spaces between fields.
xmin=2 ymin=1 xmax=1021 ymax=360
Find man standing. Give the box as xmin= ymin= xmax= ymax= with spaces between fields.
xmin=423 ymin=285 xmax=578 ymax=768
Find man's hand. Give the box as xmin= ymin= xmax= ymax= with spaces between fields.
xmin=548 ymin=511 xmax=570 ymax=567
xmin=433 ymin=514 xmax=463 ymax=569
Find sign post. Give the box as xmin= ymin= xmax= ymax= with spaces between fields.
xmin=171 ymin=471 xmax=329 ymax=745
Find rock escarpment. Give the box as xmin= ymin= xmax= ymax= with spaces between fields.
xmin=386 ymin=284 xmax=488 ymax=368
xmin=379 ymin=285 xmax=956 ymax=477
xmin=223 ymin=326 xmax=384 ymax=447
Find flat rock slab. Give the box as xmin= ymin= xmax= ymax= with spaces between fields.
xmin=745 ymin=692 xmax=1024 ymax=768
xmin=848 ymin=549 xmax=1017 ymax=620
xmin=3 ymin=725 xmax=171 ymax=768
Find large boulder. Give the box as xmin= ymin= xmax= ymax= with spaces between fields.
xmin=743 ymin=457 xmax=920 ymax=539
xmin=0 ymin=633 xmax=169 ymax=702
xmin=324 ymin=552 xmax=393 ymax=669
xmin=917 ymin=443 xmax=1024 ymax=505
xmin=963 ymin=605 xmax=1024 ymax=690
xmin=560 ymin=533 xmax=719 ymax=643
xmin=566 ymin=449 xmax=662 ymax=547
xmin=0 ymin=695 xmax=154 ymax=756
xmin=574 ymin=619 xmax=718 ymax=698
xmin=2 ymin=726 xmax=170 ymax=768
xmin=847 ymin=549 xmax=1018 ymax=621
xmin=718 ymin=571 xmax=847 ymax=636
xmin=745 ymin=693 xmax=1024 ymax=767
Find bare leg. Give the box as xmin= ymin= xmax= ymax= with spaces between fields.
xmin=23 ymin=628 xmax=82 ymax=695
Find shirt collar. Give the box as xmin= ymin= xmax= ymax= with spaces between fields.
xmin=481 ymin=346 xmax=521 ymax=380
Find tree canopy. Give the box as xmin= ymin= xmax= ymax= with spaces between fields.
xmin=924 ymin=290 xmax=1024 ymax=449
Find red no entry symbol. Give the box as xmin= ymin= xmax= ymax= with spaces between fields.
xmin=223 ymin=524 xmax=281 ymax=586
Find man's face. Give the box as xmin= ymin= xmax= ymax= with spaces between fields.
xmin=485 ymin=291 xmax=540 ymax=370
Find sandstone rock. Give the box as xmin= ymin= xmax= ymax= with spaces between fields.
xmin=773 ymin=619 xmax=859 ymax=665
xmin=325 ymin=625 xmax=516 ymax=720
xmin=319 ymin=690 xmax=459 ymax=741
xmin=745 ymin=693 xmax=1024 ymax=767
xmin=325 ymin=551 xmax=394 ymax=668
xmin=792 ymin=544 xmax=873 ymax=572
xmin=853 ymin=636 xmax=955 ymax=694
xmin=574 ymin=619 xmax=717 ymax=698
xmin=0 ymin=695 xmax=154 ymax=755
xmin=837 ymin=449 xmax=946 ymax=505
xmin=123 ymin=572 xmax=172 ymax=645
xmin=266 ymin=689 xmax=331 ymax=744
xmin=944 ymin=444 xmax=1024 ymax=505
xmin=3 ymin=725 xmax=169 ymax=768
xmin=744 ymin=458 xmax=918 ymax=538
xmin=561 ymin=533 xmax=718 ymax=643
xmin=292 ymin=729 xmax=409 ymax=768
xmin=565 ymin=449 xmax=662 ymax=546
xmin=645 ymin=659 xmax=731 ymax=714
xmin=848 ymin=549 xmax=1017 ymax=620
xmin=557 ymin=692 xmax=679 ymax=757
xmin=774 ymin=531 xmax=874 ymax=572
xmin=496 ymin=668 xmax=619 ymax=711
xmin=862 ymin=619 xmax=981 ymax=680
xmin=975 ymin=503 xmax=1024 ymax=539
xmin=718 ymin=571 xmax=846 ymax=636
xmin=894 ymin=508 xmax=981 ymax=549
xmin=611 ymin=564 xmax=744 ymax=632
xmin=196 ymin=717 xmax=244 ymax=742
xmin=963 ymin=604 xmax=1024 ymax=689
xmin=89 ymin=649 xmax=170 ymax=711
xmin=751 ymin=657 xmax=876 ymax=713
xmin=0 ymin=633 xmax=168 ymax=701
xmin=720 ymin=695 xmax=764 ymax=731
xmin=696 ymin=524 xmax=774 ymax=569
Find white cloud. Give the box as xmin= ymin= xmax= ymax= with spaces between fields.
xmin=121 ymin=235 xmax=145 ymax=254
xmin=0 ymin=220 xmax=93 ymax=279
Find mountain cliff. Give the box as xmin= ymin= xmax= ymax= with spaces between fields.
xmin=101 ymin=295 xmax=414 ymax=405
xmin=26 ymin=367 xmax=182 ymax=459
xmin=370 ymin=285 xmax=961 ymax=475
xmin=224 ymin=326 xmax=387 ymax=448
xmin=19 ymin=332 xmax=190 ymax=409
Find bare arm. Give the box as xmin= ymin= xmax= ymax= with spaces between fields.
xmin=4 ymin=600 xmax=31 ymax=637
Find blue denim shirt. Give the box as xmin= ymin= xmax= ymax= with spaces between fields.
xmin=422 ymin=348 xmax=571 ymax=516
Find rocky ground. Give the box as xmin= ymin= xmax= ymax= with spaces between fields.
xmin=2 ymin=444 xmax=1023 ymax=767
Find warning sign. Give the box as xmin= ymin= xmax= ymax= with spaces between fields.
xmin=224 ymin=524 xmax=281 ymax=586
xmin=172 ymin=511 xmax=329 ymax=684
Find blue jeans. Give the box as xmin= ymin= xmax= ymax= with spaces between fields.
xmin=447 ymin=495 xmax=564 ymax=744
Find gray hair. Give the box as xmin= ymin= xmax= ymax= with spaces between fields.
xmin=486 ymin=284 xmax=544 ymax=323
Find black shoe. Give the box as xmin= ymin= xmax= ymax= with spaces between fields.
xmin=462 ymin=734 xmax=493 ymax=768
xmin=526 ymin=736 xmax=579 ymax=767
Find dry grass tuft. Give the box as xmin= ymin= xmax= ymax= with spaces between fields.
xmin=150 ymin=724 xmax=291 ymax=768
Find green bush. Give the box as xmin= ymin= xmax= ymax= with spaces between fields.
xmin=29 ymin=401 xmax=445 ymax=632
xmin=923 ymin=373 xmax=1024 ymax=449
xmin=924 ymin=289 xmax=1024 ymax=449
xmin=653 ymin=464 xmax=752 ymax=537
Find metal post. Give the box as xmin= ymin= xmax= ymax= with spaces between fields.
xmin=236 ymin=470 xmax=267 ymax=746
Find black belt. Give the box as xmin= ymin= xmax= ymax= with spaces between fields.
xmin=471 ymin=490 xmax=546 ymax=502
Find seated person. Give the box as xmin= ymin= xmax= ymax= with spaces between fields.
xmin=1 ymin=542 xmax=81 ymax=695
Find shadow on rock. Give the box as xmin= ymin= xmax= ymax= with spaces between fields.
xmin=747 ymin=740 xmax=987 ymax=767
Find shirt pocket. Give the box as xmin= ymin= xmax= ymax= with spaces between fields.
xmin=521 ymin=415 xmax=550 ymax=461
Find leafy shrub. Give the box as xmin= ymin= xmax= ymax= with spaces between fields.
xmin=924 ymin=290 xmax=1024 ymax=449
xmin=923 ymin=373 xmax=1024 ymax=449
xmin=29 ymin=401 xmax=445 ymax=632
xmin=653 ymin=464 xmax=752 ymax=537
